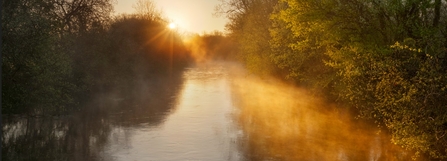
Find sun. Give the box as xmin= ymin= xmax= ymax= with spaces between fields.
xmin=168 ymin=22 xmax=177 ymax=29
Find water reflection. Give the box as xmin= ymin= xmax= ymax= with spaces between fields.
xmin=103 ymin=63 xmax=242 ymax=161
xmin=2 ymin=111 xmax=112 ymax=160
xmin=3 ymin=62 xmax=428 ymax=161
xmin=2 ymin=63 xmax=244 ymax=161
xmin=2 ymin=72 xmax=184 ymax=161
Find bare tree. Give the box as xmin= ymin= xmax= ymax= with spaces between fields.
xmin=53 ymin=0 xmax=114 ymax=33
xmin=133 ymin=0 xmax=162 ymax=21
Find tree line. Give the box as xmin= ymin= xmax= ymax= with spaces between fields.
xmin=184 ymin=31 xmax=237 ymax=62
xmin=217 ymin=0 xmax=447 ymax=159
xmin=2 ymin=0 xmax=191 ymax=115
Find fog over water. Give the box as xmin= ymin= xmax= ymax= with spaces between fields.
xmin=2 ymin=62 xmax=424 ymax=161
xmin=230 ymin=64 xmax=423 ymax=160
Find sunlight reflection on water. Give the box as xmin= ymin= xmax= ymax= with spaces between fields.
xmin=2 ymin=62 xmax=426 ymax=161
xmin=103 ymin=63 xmax=243 ymax=161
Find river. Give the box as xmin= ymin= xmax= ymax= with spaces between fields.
xmin=2 ymin=62 xmax=423 ymax=161
xmin=102 ymin=63 xmax=242 ymax=161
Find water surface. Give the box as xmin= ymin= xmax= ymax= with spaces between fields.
xmin=103 ymin=64 xmax=242 ymax=161
xmin=2 ymin=62 xmax=423 ymax=161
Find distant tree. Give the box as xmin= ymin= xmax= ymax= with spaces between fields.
xmin=185 ymin=32 xmax=236 ymax=61
xmin=133 ymin=0 xmax=163 ymax=21
xmin=216 ymin=0 xmax=280 ymax=77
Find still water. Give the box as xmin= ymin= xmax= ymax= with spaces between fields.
xmin=103 ymin=64 xmax=242 ymax=161
xmin=2 ymin=62 xmax=422 ymax=161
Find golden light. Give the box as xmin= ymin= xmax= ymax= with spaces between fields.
xmin=230 ymin=73 xmax=411 ymax=160
xmin=168 ymin=22 xmax=177 ymax=29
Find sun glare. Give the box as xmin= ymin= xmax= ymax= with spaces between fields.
xmin=169 ymin=23 xmax=177 ymax=29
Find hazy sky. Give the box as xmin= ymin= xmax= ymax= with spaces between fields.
xmin=114 ymin=0 xmax=228 ymax=34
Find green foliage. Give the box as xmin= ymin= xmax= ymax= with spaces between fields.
xmin=216 ymin=0 xmax=281 ymax=77
xmin=324 ymin=1 xmax=447 ymax=158
xmin=270 ymin=0 xmax=337 ymax=93
xmin=221 ymin=0 xmax=447 ymax=159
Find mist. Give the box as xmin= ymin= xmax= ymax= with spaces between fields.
xmin=183 ymin=31 xmax=237 ymax=63
xmin=3 ymin=0 xmax=446 ymax=160
xmin=229 ymin=68 xmax=424 ymax=160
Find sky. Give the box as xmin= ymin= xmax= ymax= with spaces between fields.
xmin=113 ymin=0 xmax=228 ymax=34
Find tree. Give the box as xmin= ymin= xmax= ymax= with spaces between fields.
xmin=216 ymin=0 xmax=280 ymax=77
xmin=270 ymin=0 xmax=339 ymax=93
xmin=184 ymin=31 xmax=236 ymax=61
xmin=2 ymin=0 xmax=76 ymax=114
xmin=133 ymin=0 xmax=163 ymax=21
xmin=53 ymin=0 xmax=113 ymax=33
xmin=2 ymin=0 xmax=115 ymax=115
xmin=270 ymin=0 xmax=447 ymax=158
xmin=329 ymin=1 xmax=447 ymax=158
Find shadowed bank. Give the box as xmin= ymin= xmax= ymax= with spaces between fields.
xmin=2 ymin=73 xmax=185 ymax=161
